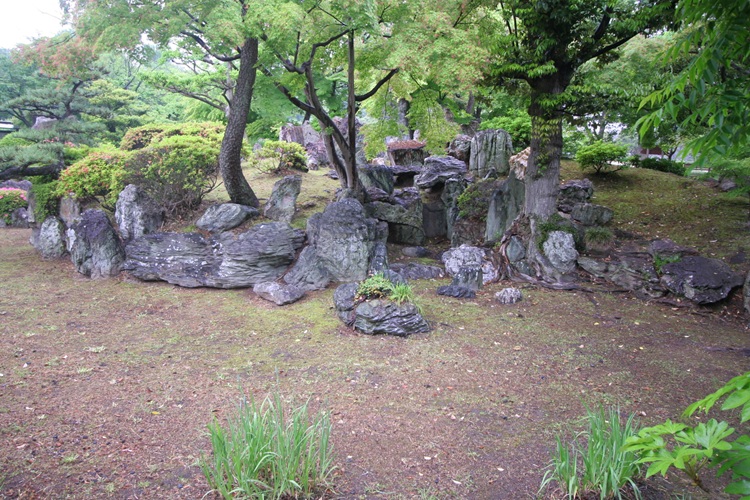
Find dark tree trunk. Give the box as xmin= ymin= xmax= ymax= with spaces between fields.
xmin=219 ymin=37 xmax=259 ymax=208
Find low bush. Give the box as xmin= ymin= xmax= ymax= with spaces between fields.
xmin=539 ymin=406 xmax=641 ymax=499
xmin=123 ymin=135 xmax=219 ymax=216
xmin=30 ymin=179 xmax=60 ymax=221
xmin=55 ymin=146 xmax=128 ymax=209
xmin=120 ymin=124 xmax=170 ymax=151
xmin=576 ymin=141 xmax=629 ymax=174
xmin=253 ymin=140 xmax=308 ymax=173
xmin=120 ymin=122 xmax=226 ymax=151
xmin=356 ymin=273 xmax=422 ymax=312
xmin=200 ymin=393 xmax=334 ymax=499
xmin=0 ymin=187 xmax=28 ymax=224
xmin=633 ymin=157 xmax=686 ymax=176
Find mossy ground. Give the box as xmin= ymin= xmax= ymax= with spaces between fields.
xmin=1 ymin=165 xmax=749 ymax=498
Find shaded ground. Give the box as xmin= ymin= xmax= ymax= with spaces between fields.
xmin=2 ymin=167 xmax=750 ymax=499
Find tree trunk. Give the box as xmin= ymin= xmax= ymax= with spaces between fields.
xmin=218 ymin=37 xmax=259 ymax=208
xmin=344 ymin=30 xmax=359 ymax=192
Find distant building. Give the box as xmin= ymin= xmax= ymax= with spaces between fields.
xmin=0 ymin=121 xmax=15 ymax=139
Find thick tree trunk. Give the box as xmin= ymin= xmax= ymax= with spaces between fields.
xmin=218 ymin=37 xmax=259 ymax=208
xmin=344 ymin=30 xmax=359 ymax=192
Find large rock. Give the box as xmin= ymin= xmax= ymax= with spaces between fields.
xmin=59 ymin=195 xmax=82 ymax=227
xmin=387 ymin=139 xmax=427 ymax=168
xmin=307 ymin=199 xmax=388 ymax=282
xmin=415 ymin=156 xmax=467 ymax=189
xmin=542 ymin=231 xmax=578 ymax=275
xmin=333 ymin=281 xmax=429 ymax=336
xmin=558 ymin=179 xmax=594 ymax=213
xmin=578 ymin=253 xmax=665 ymax=300
xmin=447 ymin=135 xmax=472 ymax=164
xmin=442 ymin=244 xmax=498 ymax=284
xmin=264 ymin=175 xmax=301 ymax=223
xmin=469 ymin=129 xmax=513 ymax=179
xmin=279 ymin=122 xmax=321 ymax=147
xmin=437 ymin=285 xmax=476 ymax=298
xmin=31 ymin=216 xmax=67 ymax=259
xmin=0 ymin=180 xmax=32 ymax=192
xmin=441 ymin=178 xmax=468 ymax=240
xmin=366 ymin=188 xmax=424 ymax=245
xmin=570 ymin=203 xmax=613 ymax=226
xmin=253 ymin=281 xmax=305 ymax=305
xmin=283 ymin=246 xmax=331 ymax=291
xmin=359 ymin=165 xmax=394 ymax=195
xmin=485 ymin=171 xmax=525 ymax=242
xmin=67 ymin=209 xmax=125 ymax=279
xmin=495 ymin=288 xmax=523 ymax=304
xmin=124 ymin=222 xmax=297 ymax=288
xmin=660 ymin=255 xmax=743 ymax=304
xmin=390 ymin=263 xmax=445 ymax=280
xmin=116 ymin=185 xmax=165 ymax=241
xmin=196 ymin=203 xmax=258 ymax=233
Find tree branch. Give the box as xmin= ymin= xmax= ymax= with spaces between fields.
xmin=180 ymin=31 xmax=241 ymax=62
xmin=355 ymin=68 xmax=400 ymax=101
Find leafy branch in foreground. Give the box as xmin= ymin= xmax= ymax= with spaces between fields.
xmin=625 ymin=371 xmax=750 ymax=496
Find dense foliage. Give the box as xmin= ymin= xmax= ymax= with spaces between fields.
xmin=0 ymin=188 xmax=28 ymax=224
xmin=576 ymin=141 xmax=629 ymax=174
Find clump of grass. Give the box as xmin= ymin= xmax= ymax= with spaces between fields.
xmin=539 ymin=406 xmax=641 ymax=500
xmin=584 ymin=226 xmax=614 ymax=253
xmin=653 ymin=253 xmax=681 ymax=274
xmin=200 ymin=392 xmax=334 ymax=499
xmin=356 ymin=273 xmax=422 ymax=312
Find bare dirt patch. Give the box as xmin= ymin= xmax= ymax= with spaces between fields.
xmin=2 ymin=225 xmax=748 ymax=499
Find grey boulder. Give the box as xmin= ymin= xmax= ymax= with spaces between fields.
xmin=197 ymin=203 xmax=258 ymax=233
xmin=660 ymin=255 xmax=743 ymax=304
xmin=264 ymin=175 xmax=301 ymax=223
xmin=116 ymin=184 xmax=164 ymax=241
xmin=67 ymin=209 xmax=125 ymax=279
xmin=253 ymin=281 xmax=305 ymax=305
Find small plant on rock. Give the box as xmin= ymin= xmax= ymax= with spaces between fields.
xmin=584 ymin=227 xmax=614 ymax=253
xmin=653 ymin=253 xmax=681 ymax=274
xmin=356 ymin=273 xmax=422 ymax=312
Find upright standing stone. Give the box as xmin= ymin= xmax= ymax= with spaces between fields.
xmin=469 ymin=129 xmax=513 ymax=179
xmin=67 ymin=209 xmax=125 ymax=279
xmin=115 ymin=185 xmax=164 ymax=241
xmin=264 ymin=175 xmax=301 ymax=223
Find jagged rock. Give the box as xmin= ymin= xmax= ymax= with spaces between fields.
xmin=543 ymin=231 xmax=578 ymax=275
xmin=401 ymin=246 xmax=430 ymax=258
xmin=422 ymin=199 xmax=447 ymax=239
xmin=447 ymin=135 xmax=472 ymax=164
xmin=571 ymin=203 xmax=613 ymax=226
xmin=366 ymin=188 xmax=424 ymax=245
xmin=469 ymin=129 xmax=513 ymax=179
xmin=415 ymin=156 xmax=467 ymax=189
xmin=452 ymin=265 xmax=482 ymax=291
xmin=124 ymin=222 xmax=297 ymax=288
xmin=0 ymin=179 xmax=32 ymax=192
xmin=388 ymin=163 xmax=422 ymax=188
xmin=387 ymin=139 xmax=427 ymax=168
xmin=506 ymin=236 xmax=526 ymax=262
xmin=307 ymin=199 xmax=388 ymax=282
xmin=59 ymin=195 xmax=81 ymax=227
xmin=578 ymin=254 xmax=665 ymax=300
xmin=441 ymin=178 xmax=468 ymax=240
xmin=359 ymin=165 xmax=394 ymax=195
xmin=196 ymin=203 xmax=258 ymax=233
xmin=495 ymin=288 xmax=522 ymax=304
xmin=333 ymin=282 xmax=430 ymax=336
xmin=558 ymin=179 xmax=594 ymax=213
xmin=390 ymin=263 xmax=444 ymax=280
xmin=32 ymin=116 xmax=56 ymax=129
xmin=264 ymin=175 xmax=301 ymax=223
xmin=67 ymin=209 xmax=125 ymax=279
xmin=279 ymin=122 xmax=321 ymax=146
xmin=353 ymin=300 xmax=430 ymax=336
xmin=283 ymin=246 xmax=331 ymax=291
xmin=719 ymin=178 xmax=737 ymax=192
xmin=253 ymin=281 xmax=305 ymax=305
xmin=116 ymin=185 xmax=165 ymax=241
xmin=648 ymin=239 xmax=699 ymax=259
xmin=485 ymin=171 xmax=525 ymax=242
xmin=437 ymin=285 xmax=476 ymax=298
xmin=31 ymin=216 xmax=67 ymax=259
xmin=442 ymin=244 xmax=498 ymax=284
xmin=660 ymin=255 xmax=743 ymax=304
xmin=509 ymin=147 xmax=530 ymax=179
xmin=369 ymin=241 xmax=389 ymax=274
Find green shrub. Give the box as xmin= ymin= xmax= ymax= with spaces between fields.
xmin=356 ymin=273 xmax=396 ymax=300
xmin=625 ymin=371 xmax=750 ymax=495
xmin=457 ymin=180 xmax=501 ymax=222
xmin=120 ymin=122 xmax=226 ymax=151
xmin=539 ymin=406 xmax=641 ymax=500
xmin=253 ymin=140 xmax=308 ymax=173
xmin=637 ymin=157 xmax=686 ymax=176
xmin=123 ymin=135 xmax=219 ymax=216
xmin=120 ymin=124 xmax=170 ymax=151
xmin=200 ymin=393 xmax=334 ymax=499
xmin=0 ymin=133 xmax=33 ymax=149
xmin=55 ymin=146 xmax=128 ymax=209
xmin=30 ymin=179 xmax=60 ymax=221
xmin=576 ymin=141 xmax=629 ymax=174
xmin=63 ymin=145 xmax=91 ymax=166
xmin=480 ymin=113 xmax=531 ymax=149
xmin=0 ymin=187 xmax=28 ymax=224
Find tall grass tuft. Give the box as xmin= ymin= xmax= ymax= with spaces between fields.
xmin=539 ymin=406 xmax=641 ymax=499
xmin=200 ymin=393 xmax=334 ymax=499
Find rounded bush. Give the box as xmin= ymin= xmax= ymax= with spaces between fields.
xmin=55 ymin=146 xmax=128 ymax=209
xmin=253 ymin=140 xmax=308 ymax=173
xmin=576 ymin=141 xmax=629 ymax=174
xmin=637 ymin=157 xmax=686 ymax=176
